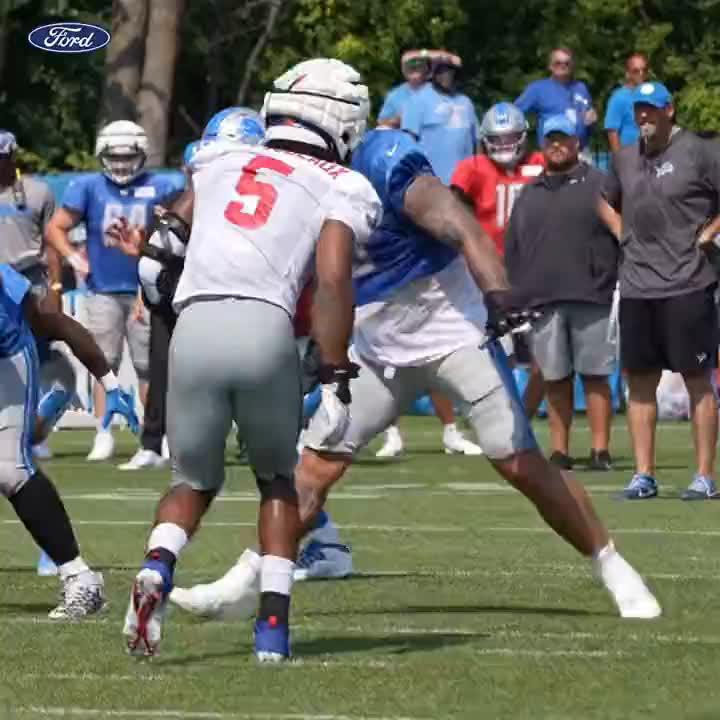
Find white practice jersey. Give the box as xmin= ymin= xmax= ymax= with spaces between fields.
xmin=352 ymin=255 xmax=487 ymax=368
xmin=174 ymin=144 xmax=382 ymax=315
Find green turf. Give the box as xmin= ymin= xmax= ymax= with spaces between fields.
xmin=1 ymin=418 xmax=719 ymax=720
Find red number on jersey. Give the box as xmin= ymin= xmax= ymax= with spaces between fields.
xmin=224 ymin=155 xmax=295 ymax=230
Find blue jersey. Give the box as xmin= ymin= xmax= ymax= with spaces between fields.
xmin=350 ymin=129 xmax=458 ymax=306
xmin=515 ymin=78 xmax=594 ymax=148
xmin=0 ymin=264 xmax=34 ymax=358
xmin=604 ymin=86 xmax=640 ymax=147
xmin=62 ymin=171 xmax=185 ymax=293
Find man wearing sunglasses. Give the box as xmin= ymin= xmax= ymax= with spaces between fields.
xmin=604 ymin=53 xmax=651 ymax=153
xmin=516 ymin=47 xmax=596 ymax=152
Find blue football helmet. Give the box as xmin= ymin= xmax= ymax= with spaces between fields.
xmin=480 ymin=102 xmax=528 ymax=168
xmin=202 ymin=106 xmax=265 ymax=146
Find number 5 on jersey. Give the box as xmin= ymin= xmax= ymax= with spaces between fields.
xmin=225 ymin=156 xmax=295 ymax=230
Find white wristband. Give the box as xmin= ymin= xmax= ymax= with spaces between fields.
xmin=99 ymin=371 xmax=119 ymax=392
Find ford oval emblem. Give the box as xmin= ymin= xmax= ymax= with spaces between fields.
xmin=28 ymin=22 xmax=110 ymax=54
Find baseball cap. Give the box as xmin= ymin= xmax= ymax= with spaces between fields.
xmin=633 ymin=81 xmax=672 ymax=108
xmin=0 ymin=130 xmax=17 ymax=157
xmin=541 ymin=114 xmax=577 ymax=138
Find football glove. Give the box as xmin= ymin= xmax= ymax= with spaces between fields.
xmin=311 ymin=363 xmax=360 ymax=447
xmin=102 ymin=387 xmax=140 ymax=434
xmin=483 ymin=290 xmax=541 ymax=345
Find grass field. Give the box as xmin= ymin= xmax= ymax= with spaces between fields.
xmin=1 ymin=417 xmax=719 ymax=720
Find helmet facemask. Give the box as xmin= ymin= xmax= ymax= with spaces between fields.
xmin=483 ymin=130 xmax=527 ymax=168
xmin=99 ymin=147 xmax=146 ymax=185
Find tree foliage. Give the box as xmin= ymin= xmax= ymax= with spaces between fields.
xmin=3 ymin=0 xmax=720 ymax=171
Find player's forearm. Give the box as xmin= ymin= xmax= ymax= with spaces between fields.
xmin=45 ymin=246 xmax=62 ymax=286
xmin=404 ymin=176 xmax=509 ymax=293
xmin=312 ymin=281 xmax=354 ymax=367
xmin=607 ymin=131 xmax=621 ymax=154
xmin=45 ymin=223 xmax=76 ymax=260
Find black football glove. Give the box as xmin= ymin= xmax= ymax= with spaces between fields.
xmin=484 ymin=290 xmax=541 ymax=344
xmin=311 ymin=362 xmax=360 ymax=446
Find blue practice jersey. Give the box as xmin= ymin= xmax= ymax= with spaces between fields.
xmin=62 ymin=171 xmax=185 ymax=293
xmin=0 ymin=264 xmax=34 ymax=358
xmin=350 ymin=129 xmax=458 ymax=306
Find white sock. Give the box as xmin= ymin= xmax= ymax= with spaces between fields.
xmin=147 ymin=522 xmax=189 ymax=558
xmin=58 ymin=555 xmax=90 ymax=580
xmin=95 ymin=419 xmax=111 ymax=434
xmin=260 ymin=554 xmax=295 ymax=596
xmin=443 ymin=423 xmax=458 ymax=433
xmin=593 ymin=540 xmax=616 ymax=564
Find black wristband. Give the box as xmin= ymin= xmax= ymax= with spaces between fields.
xmin=318 ymin=362 xmax=360 ymax=384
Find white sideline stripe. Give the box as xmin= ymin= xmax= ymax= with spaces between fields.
xmin=18 ymin=707 xmax=425 ymax=720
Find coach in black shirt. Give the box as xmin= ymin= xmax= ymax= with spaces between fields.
xmin=600 ymin=81 xmax=720 ymax=500
xmin=505 ymin=114 xmax=618 ymax=472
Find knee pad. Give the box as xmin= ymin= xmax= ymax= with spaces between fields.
xmin=255 ymin=473 xmax=298 ymax=504
xmin=0 ymin=461 xmax=32 ymax=499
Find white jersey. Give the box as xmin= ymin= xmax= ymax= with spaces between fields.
xmin=352 ymin=255 xmax=487 ymax=367
xmin=174 ymin=144 xmax=381 ymax=315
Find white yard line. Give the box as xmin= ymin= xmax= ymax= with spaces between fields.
xmin=17 ymin=707 xmax=425 ymax=720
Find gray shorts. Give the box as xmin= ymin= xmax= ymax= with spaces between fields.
xmin=304 ymin=342 xmax=536 ymax=460
xmin=84 ymin=292 xmax=150 ymax=379
xmin=168 ymin=298 xmax=301 ymax=493
xmin=530 ymin=302 xmax=616 ymax=382
xmin=0 ymin=346 xmax=38 ymax=497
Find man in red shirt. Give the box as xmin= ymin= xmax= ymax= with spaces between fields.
xmin=451 ymin=102 xmax=545 ymax=415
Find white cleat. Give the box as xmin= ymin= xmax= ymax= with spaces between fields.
xmin=443 ymin=425 xmax=484 ymax=456
xmin=32 ymin=440 xmax=53 ymax=460
xmin=169 ymin=549 xmax=260 ymax=620
xmin=48 ymin=571 xmax=105 ymax=620
xmin=118 ymin=448 xmax=167 ymax=471
xmin=161 ymin=435 xmax=170 ymax=460
xmin=86 ymin=430 xmax=115 ymax=462
xmin=294 ymin=541 xmax=353 ymax=582
xmin=593 ymin=544 xmax=662 ymax=619
xmin=375 ymin=425 xmax=404 ymax=458
xmin=124 ymin=568 xmax=168 ymax=657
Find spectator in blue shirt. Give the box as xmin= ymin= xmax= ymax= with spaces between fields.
xmin=401 ymin=52 xmax=479 ymax=184
xmin=604 ymin=52 xmax=650 ymax=152
xmin=378 ymin=49 xmax=432 ymax=128
xmin=515 ymin=47 xmax=596 ymax=149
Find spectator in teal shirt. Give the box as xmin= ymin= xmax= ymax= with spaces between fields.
xmin=604 ymin=52 xmax=650 ymax=152
xmin=401 ymin=52 xmax=479 ymax=184
xmin=378 ymin=50 xmax=432 ymax=128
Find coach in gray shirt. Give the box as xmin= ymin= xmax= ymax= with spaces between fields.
xmin=600 ymin=81 xmax=720 ymax=500
xmin=505 ymin=114 xmax=618 ymax=472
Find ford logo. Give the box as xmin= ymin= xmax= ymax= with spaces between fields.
xmin=28 ymin=22 xmax=110 ymax=54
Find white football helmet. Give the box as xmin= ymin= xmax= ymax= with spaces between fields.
xmin=95 ymin=120 xmax=148 ymax=185
xmin=480 ymin=103 xmax=528 ymax=168
xmin=262 ymin=58 xmax=369 ymax=162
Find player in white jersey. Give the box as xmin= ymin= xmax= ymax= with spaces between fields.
xmin=122 ymin=58 xmax=381 ymax=662
xmin=171 ymin=127 xmax=662 ymax=623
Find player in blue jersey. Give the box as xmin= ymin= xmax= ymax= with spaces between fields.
xmin=46 ymin=121 xmax=184 ymax=463
xmin=0 ymin=263 xmax=138 ymax=617
xmin=172 ymin=127 xmax=662 ymax=623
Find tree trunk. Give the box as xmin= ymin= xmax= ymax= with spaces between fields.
xmin=136 ymin=0 xmax=185 ymax=167
xmin=236 ymin=0 xmax=283 ymax=106
xmin=100 ymin=0 xmax=148 ymax=124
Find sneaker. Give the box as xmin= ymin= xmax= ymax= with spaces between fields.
xmin=376 ymin=426 xmax=404 ymax=458
xmin=294 ymin=541 xmax=352 ymax=582
xmin=254 ymin=618 xmax=290 ymax=662
xmin=681 ymin=474 xmax=720 ymax=501
xmin=87 ymin=430 xmax=114 ymax=462
xmin=170 ymin=549 xmax=260 ymax=620
xmin=118 ymin=448 xmax=167 ymax=471
xmin=588 ymin=449 xmax=613 ymax=471
xmin=32 ymin=440 xmax=53 ymax=460
xmin=622 ymin=473 xmax=658 ymax=500
xmin=37 ymin=550 xmax=58 ymax=577
xmin=123 ymin=568 xmax=168 ymax=657
xmin=593 ymin=543 xmax=662 ymax=619
xmin=549 ymin=451 xmax=573 ymax=470
xmin=48 ymin=571 xmax=105 ymax=620
xmin=443 ymin=425 xmax=484 ymax=456
xmin=161 ymin=435 xmax=170 ymax=460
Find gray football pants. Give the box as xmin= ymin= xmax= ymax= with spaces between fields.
xmin=168 ymin=298 xmax=302 ymax=492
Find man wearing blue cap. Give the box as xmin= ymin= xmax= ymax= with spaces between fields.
xmin=600 ymin=81 xmax=720 ymax=500
xmin=506 ymin=114 xmax=618 ymax=472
